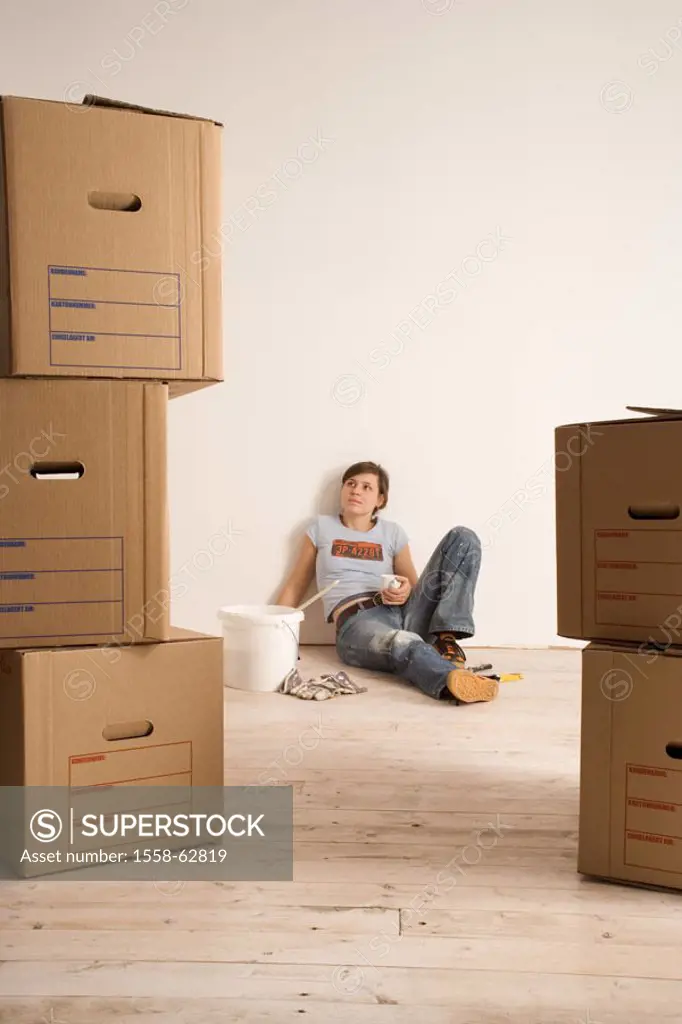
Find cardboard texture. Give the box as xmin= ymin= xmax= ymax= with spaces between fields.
xmin=0 ymin=379 xmax=169 ymax=647
xmin=0 ymin=630 xmax=224 ymax=877
xmin=556 ymin=408 xmax=682 ymax=645
xmin=580 ymin=643 xmax=682 ymax=891
xmin=0 ymin=95 xmax=222 ymax=389
xmin=0 ymin=629 xmax=224 ymax=788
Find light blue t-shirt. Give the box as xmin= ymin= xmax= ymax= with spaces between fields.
xmin=306 ymin=514 xmax=409 ymax=620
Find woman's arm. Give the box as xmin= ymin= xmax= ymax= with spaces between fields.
xmin=393 ymin=544 xmax=419 ymax=588
xmin=275 ymin=535 xmax=317 ymax=608
xmin=383 ymin=543 xmax=418 ymax=606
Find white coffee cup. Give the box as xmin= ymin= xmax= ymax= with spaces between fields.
xmin=380 ymin=574 xmax=400 ymax=591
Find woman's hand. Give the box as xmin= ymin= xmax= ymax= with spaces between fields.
xmin=381 ymin=575 xmax=411 ymax=605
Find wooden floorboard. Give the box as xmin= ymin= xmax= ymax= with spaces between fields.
xmin=2 ymin=996 xmax=682 ymax=1024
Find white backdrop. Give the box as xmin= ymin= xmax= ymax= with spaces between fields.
xmin=4 ymin=0 xmax=682 ymax=645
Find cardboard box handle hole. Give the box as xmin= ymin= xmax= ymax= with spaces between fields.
xmin=102 ymin=721 xmax=154 ymax=742
xmin=666 ymin=742 xmax=682 ymax=760
xmin=88 ymin=191 xmax=142 ymax=212
xmin=30 ymin=462 xmax=84 ymax=480
xmin=628 ymin=503 xmax=679 ymax=520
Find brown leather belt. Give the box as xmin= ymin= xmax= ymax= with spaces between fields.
xmin=334 ymin=593 xmax=383 ymax=633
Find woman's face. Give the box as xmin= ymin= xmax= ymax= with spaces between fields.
xmin=341 ymin=473 xmax=383 ymax=518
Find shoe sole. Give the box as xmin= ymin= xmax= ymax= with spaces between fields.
xmin=448 ymin=670 xmax=499 ymax=703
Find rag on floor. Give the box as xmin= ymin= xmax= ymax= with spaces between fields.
xmin=279 ymin=668 xmax=367 ymax=701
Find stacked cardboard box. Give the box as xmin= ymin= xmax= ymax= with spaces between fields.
xmin=0 ymin=95 xmax=225 ymax=801
xmin=556 ymin=406 xmax=682 ymax=890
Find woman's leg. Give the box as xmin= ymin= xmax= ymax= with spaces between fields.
xmin=335 ymin=603 xmax=493 ymax=702
xmin=401 ymin=520 xmax=481 ymax=671
xmin=403 ymin=526 xmax=481 ymax=644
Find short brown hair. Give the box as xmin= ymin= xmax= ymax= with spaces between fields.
xmin=342 ymin=461 xmax=389 ymax=518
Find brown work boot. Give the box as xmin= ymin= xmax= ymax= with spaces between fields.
xmin=446 ymin=669 xmax=499 ymax=704
xmin=433 ymin=631 xmax=467 ymax=666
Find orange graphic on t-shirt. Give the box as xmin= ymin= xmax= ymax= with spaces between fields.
xmin=331 ymin=540 xmax=383 ymax=561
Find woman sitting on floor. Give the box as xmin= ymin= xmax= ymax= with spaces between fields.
xmin=275 ymin=460 xmax=498 ymax=704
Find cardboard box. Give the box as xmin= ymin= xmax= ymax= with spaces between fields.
xmin=0 ymin=629 xmax=224 ymax=877
xmin=580 ymin=642 xmax=682 ymax=891
xmin=0 ymin=378 xmax=169 ymax=647
xmin=0 ymin=629 xmax=224 ymax=787
xmin=0 ymin=94 xmax=223 ymax=392
xmin=556 ymin=406 xmax=682 ymax=645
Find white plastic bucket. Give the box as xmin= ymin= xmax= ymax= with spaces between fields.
xmin=218 ymin=604 xmax=304 ymax=692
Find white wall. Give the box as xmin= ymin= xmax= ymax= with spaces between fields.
xmin=4 ymin=0 xmax=682 ymax=646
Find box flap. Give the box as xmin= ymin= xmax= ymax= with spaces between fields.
xmin=0 ymin=99 xmax=10 ymax=376
xmin=82 ymin=94 xmax=223 ymax=127
xmin=626 ymin=406 xmax=682 ymax=418
xmin=578 ymin=647 xmax=614 ymax=878
xmin=555 ymin=425 xmax=584 ymax=640
xmin=587 ymin=640 xmax=682 ymax=658
xmin=142 ymin=383 xmax=169 ymax=641
xmin=0 ymin=650 xmax=26 ymax=786
xmin=14 ymin=627 xmax=220 ymax=656
xmin=560 ymin=406 xmax=682 ymax=429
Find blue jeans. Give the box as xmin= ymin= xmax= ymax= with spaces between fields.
xmin=335 ymin=527 xmax=481 ymax=701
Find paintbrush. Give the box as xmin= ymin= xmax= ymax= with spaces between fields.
xmin=296 ymin=580 xmax=339 ymax=613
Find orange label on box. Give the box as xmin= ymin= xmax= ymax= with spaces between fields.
xmin=594 ymin=529 xmax=682 ymax=629
xmin=625 ymin=763 xmax=682 ymax=873
xmin=627 ymin=830 xmax=675 ymax=846
xmin=628 ymin=797 xmax=676 ymax=812
xmin=68 ymin=740 xmax=192 ymax=788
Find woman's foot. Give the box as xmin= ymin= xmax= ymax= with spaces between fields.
xmin=433 ymin=631 xmax=467 ymax=666
xmin=446 ymin=668 xmax=499 ymax=703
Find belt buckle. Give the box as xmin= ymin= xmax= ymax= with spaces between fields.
xmin=372 ymin=592 xmax=383 ymax=607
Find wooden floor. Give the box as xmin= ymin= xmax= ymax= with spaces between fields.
xmin=2 ymin=647 xmax=682 ymax=1022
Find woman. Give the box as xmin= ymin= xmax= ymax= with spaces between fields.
xmin=275 ymin=461 xmax=498 ymax=704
